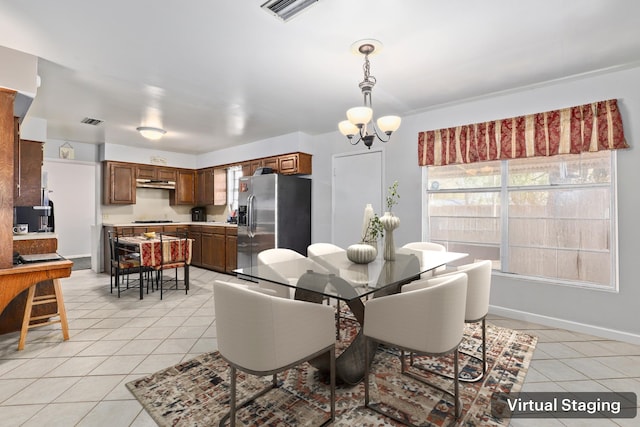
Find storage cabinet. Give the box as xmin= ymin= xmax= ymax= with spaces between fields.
xmin=189 ymin=226 xmax=202 ymax=266
xmin=157 ymin=168 xmax=177 ymax=182
xmin=201 ymin=228 xmax=215 ymax=269
xmin=225 ymin=227 xmax=237 ymax=273
xmin=196 ymin=168 xmax=215 ymax=206
xmin=103 ymin=161 xmax=136 ymax=204
xmin=213 ymin=167 xmax=227 ymax=206
xmin=211 ymin=226 xmax=226 ymax=272
xmin=278 ymin=152 xmax=312 ymax=175
xmin=170 ymin=169 xmax=195 ymax=205
xmin=262 ymin=157 xmax=278 ymax=173
xmin=14 ymin=139 xmax=44 ymax=206
xmin=137 ymin=165 xmax=177 ymax=181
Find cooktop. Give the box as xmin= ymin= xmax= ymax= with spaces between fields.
xmin=133 ymin=220 xmax=174 ymax=223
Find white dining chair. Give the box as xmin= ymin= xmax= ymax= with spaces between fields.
xmin=213 ymin=280 xmax=336 ymax=427
xmin=257 ymin=248 xmax=328 ymax=299
xmin=363 ymin=272 xmax=468 ymax=424
xmin=404 ymin=259 xmax=492 ymax=382
xmin=401 ymin=241 xmax=447 ymax=277
xmin=308 ymin=243 xmax=349 ymax=336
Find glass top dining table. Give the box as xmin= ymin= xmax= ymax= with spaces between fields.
xmin=233 ymin=247 xmax=468 ymax=385
xmin=234 ymin=247 xmax=468 ymax=303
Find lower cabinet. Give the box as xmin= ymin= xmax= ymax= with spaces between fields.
xmin=104 ymin=224 xmax=237 ymax=274
xmin=189 ymin=227 xmax=202 ymax=266
xmin=198 ymin=226 xmax=226 ymax=272
xmin=225 ymin=228 xmax=237 ymax=273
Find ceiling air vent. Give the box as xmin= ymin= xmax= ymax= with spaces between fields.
xmin=80 ymin=117 xmax=103 ymax=126
xmin=261 ymin=0 xmax=320 ymax=22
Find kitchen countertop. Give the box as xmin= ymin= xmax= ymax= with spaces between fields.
xmin=102 ymin=221 xmax=237 ymax=227
xmin=12 ymin=232 xmax=58 ymax=241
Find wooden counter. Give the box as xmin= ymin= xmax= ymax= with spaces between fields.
xmin=0 ymin=260 xmax=73 ymax=315
xmin=0 ymin=235 xmax=69 ymax=335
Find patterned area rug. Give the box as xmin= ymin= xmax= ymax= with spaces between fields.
xmin=127 ymin=322 xmax=537 ymax=426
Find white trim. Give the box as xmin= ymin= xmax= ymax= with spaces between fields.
xmin=489 ymin=305 xmax=640 ymax=345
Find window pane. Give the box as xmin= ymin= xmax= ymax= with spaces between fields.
xmin=428 ymin=161 xmax=501 ymax=190
xmin=428 ymin=191 xmax=501 ymax=267
xmin=508 ymin=151 xmax=611 ymax=186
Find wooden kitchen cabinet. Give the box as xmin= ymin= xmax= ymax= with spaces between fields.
xmin=225 ymin=227 xmax=237 ymax=273
xmin=137 ymin=165 xmax=177 ymax=182
xmin=196 ymin=168 xmax=215 ymax=206
xmin=213 ymin=167 xmax=227 ymax=206
xmin=136 ymin=165 xmax=156 ymax=180
xmin=262 ymin=157 xmax=278 ymax=173
xmin=170 ymin=169 xmax=195 ymax=205
xmin=200 ymin=228 xmax=215 ymax=269
xmin=189 ymin=226 xmax=202 ymax=266
xmin=103 ymin=161 xmax=136 ymax=204
xmin=14 ymin=139 xmax=44 ymax=206
xmin=157 ymin=168 xmax=177 ymax=182
xmin=278 ymin=152 xmax=312 ymax=175
xmin=211 ymin=226 xmax=226 ymax=272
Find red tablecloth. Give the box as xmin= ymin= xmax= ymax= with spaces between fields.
xmin=118 ymin=236 xmax=192 ymax=268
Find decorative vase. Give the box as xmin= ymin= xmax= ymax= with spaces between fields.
xmin=347 ymin=243 xmax=378 ymax=264
xmin=380 ymin=212 xmax=400 ymax=261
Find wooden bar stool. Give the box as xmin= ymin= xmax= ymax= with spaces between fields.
xmin=18 ymin=279 xmax=69 ymax=350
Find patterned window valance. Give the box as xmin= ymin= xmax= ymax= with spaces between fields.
xmin=418 ymin=99 xmax=628 ymax=166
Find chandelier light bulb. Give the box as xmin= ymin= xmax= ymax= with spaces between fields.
xmin=339 ymin=120 xmax=359 ymax=138
xmin=377 ymin=116 xmax=402 ymax=134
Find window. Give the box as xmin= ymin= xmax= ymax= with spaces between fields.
xmin=424 ymin=151 xmax=617 ymax=290
xmin=226 ymin=165 xmax=243 ymax=213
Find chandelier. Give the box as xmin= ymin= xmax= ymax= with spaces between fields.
xmin=338 ymin=40 xmax=401 ymax=149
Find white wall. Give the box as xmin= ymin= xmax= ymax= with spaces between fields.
xmin=309 ymin=65 xmax=640 ymax=343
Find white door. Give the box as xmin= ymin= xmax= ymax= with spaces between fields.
xmin=332 ymin=150 xmax=384 ymax=249
xmin=42 ymin=160 xmax=96 ymax=258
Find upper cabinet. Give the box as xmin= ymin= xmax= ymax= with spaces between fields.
xmin=196 ymin=167 xmax=227 ymax=206
xmin=137 ymin=165 xmax=177 ymax=182
xmin=102 ymin=152 xmax=310 ymax=206
xmin=213 ymin=167 xmax=227 ymax=206
xmin=196 ymin=168 xmax=214 ymax=206
xmin=14 ymin=139 xmax=44 ymax=206
xmin=170 ymin=169 xmax=195 ymax=205
xmin=103 ymin=161 xmax=136 ymax=204
xmin=240 ymin=152 xmax=312 ymax=177
xmin=278 ymin=152 xmax=311 ymax=175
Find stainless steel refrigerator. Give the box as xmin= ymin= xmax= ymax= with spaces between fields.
xmin=237 ymin=173 xmax=311 ymax=271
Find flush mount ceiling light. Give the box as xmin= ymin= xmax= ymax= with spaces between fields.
xmin=338 ymin=39 xmax=401 ymax=149
xmin=137 ymin=126 xmax=166 ymax=140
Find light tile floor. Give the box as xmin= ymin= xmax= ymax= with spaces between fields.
xmin=0 ymin=267 xmax=638 ymax=426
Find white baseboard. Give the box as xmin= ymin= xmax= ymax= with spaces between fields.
xmin=489 ymin=305 xmax=640 ymax=345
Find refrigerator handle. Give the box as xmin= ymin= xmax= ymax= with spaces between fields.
xmin=247 ymin=194 xmax=255 ymax=238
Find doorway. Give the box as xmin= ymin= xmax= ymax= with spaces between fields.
xmin=331 ymin=150 xmax=384 ymax=249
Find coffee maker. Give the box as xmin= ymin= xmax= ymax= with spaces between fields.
xmin=191 ymin=207 xmax=206 ymax=222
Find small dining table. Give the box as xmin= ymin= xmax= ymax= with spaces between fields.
xmin=234 ymin=247 xmax=467 ymax=384
xmin=117 ymin=235 xmax=193 ymax=299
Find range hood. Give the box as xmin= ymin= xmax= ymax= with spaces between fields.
xmin=136 ymin=178 xmax=176 ymax=190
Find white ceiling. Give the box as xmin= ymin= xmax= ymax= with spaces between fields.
xmin=1 ymin=0 xmax=639 ymax=154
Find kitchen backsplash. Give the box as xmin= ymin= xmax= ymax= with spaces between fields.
xmin=101 ymin=188 xmax=229 ymax=223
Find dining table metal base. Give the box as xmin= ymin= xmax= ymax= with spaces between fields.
xmin=293 ymin=254 xmax=421 ymax=385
